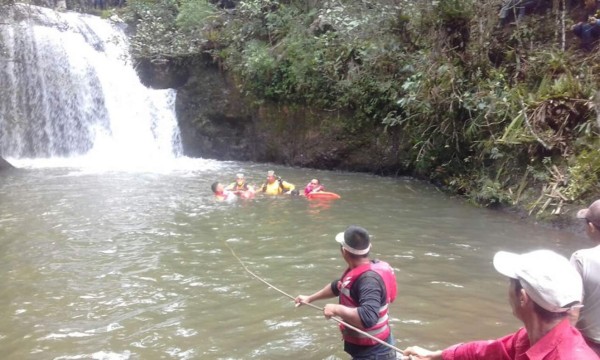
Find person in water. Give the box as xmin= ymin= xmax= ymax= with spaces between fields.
xmin=225 ymin=173 xmax=255 ymax=195
xmin=257 ymin=170 xmax=296 ymax=195
xmin=304 ymin=178 xmax=325 ymax=196
xmin=295 ymin=226 xmax=399 ymax=360
xmin=211 ymin=181 xmax=236 ymax=201
xmin=570 ymin=199 xmax=600 ymax=355
xmin=403 ymin=249 xmax=597 ymax=360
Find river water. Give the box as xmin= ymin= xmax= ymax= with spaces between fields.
xmin=0 ymin=159 xmax=591 ymax=360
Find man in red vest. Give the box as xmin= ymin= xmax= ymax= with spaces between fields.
xmin=295 ymin=225 xmax=398 ymax=359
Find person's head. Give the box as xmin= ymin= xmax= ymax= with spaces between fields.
xmin=577 ymin=199 xmax=600 ymax=240
xmin=335 ymin=225 xmax=371 ymax=261
xmin=267 ymin=170 xmax=276 ymax=184
xmin=493 ymin=250 xmax=582 ymax=324
xmin=309 ymin=179 xmax=320 ymax=186
xmin=211 ymin=181 xmax=223 ymax=194
xmin=236 ymin=173 xmax=245 ymax=185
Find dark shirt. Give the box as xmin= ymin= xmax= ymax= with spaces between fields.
xmin=331 ymin=269 xmax=395 ymax=358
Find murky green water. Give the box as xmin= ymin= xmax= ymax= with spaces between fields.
xmin=0 ymin=159 xmax=591 ymax=359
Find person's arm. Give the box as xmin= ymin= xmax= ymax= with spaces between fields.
xmin=405 ymin=327 xmax=524 ymax=359
xmin=445 ymin=328 xmax=523 ymax=359
xmin=570 ymin=251 xmax=584 ymax=275
xmin=304 ymin=184 xmax=311 ymax=196
xmin=307 ymin=185 xmax=325 ymax=194
xmin=323 ymin=303 xmax=363 ymax=328
xmin=569 ymin=252 xmax=584 ymax=326
xmin=355 ymin=272 xmax=385 ymax=328
xmin=282 ymin=181 xmax=295 ymax=192
xmin=403 ymin=346 xmax=443 ymax=360
xmin=256 ymin=183 xmax=265 ymax=193
xmin=295 ymin=281 xmax=337 ymax=306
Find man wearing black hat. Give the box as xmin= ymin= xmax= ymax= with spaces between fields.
xmin=295 ymin=225 xmax=398 ymax=360
xmin=570 ymin=199 xmax=600 ymax=355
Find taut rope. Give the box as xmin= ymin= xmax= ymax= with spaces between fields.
xmin=226 ymin=242 xmax=409 ymax=358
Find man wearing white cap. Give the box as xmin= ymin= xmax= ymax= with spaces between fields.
xmin=571 ymin=199 xmax=600 ymax=355
xmin=295 ymin=225 xmax=399 ymax=359
xmin=403 ymin=249 xmax=598 ymax=359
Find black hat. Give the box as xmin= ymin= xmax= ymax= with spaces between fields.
xmin=335 ymin=225 xmax=371 ymax=255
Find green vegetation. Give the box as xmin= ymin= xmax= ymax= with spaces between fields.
xmin=120 ymin=0 xmax=600 ymax=216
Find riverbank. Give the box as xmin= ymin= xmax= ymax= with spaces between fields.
xmin=116 ymin=0 xmax=600 ymax=227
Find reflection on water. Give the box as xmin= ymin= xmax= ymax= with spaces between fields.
xmin=0 ymin=160 xmax=591 ymax=359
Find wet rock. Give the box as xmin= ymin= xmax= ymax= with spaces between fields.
xmin=135 ymin=57 xmax=190 ymax=89
xmin=142 ymin=52 xmax=408 ymax=174
xmin=176 ymin=60 xmax=255 ymax=160
xmin=174 ymin=60 xmax=408 ymax=174
xmin=0 ymin=157 xmax=15 ymax=172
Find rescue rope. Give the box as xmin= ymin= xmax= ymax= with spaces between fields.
xmin=226 ymin=242 xmax=410 ymax=359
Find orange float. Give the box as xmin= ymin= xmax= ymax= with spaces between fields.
xmin=306 ymin=191 xmax=341 ymax=200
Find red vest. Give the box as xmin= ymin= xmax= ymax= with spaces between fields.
xmin=338 ymin=261 xmax=397 ymax=346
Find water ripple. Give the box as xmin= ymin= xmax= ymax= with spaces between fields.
xmin=0 ymin=165 xmax=590 ymax=359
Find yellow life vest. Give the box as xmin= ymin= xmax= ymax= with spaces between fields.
xmin=261 ymin=179 xmax=295 ymax=195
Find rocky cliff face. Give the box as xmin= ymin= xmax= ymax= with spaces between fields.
xmin=136 ymin=55 xmax=409 ymax=174
xmin=174 ymin=56 xmax=256 ymax=161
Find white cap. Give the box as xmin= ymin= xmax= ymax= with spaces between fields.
xmin=493 ymin=249 xmax=582 ymax=313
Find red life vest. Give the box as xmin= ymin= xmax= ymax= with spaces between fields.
xmin=338 ymin=260 xmax=397 ymax=346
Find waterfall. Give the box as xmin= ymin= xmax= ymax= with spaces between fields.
xmin=0 ymin=5 xmax=183 ymax=167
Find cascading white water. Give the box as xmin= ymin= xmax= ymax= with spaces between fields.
xmin=0 ymin=5 xmax=183 ymax=168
